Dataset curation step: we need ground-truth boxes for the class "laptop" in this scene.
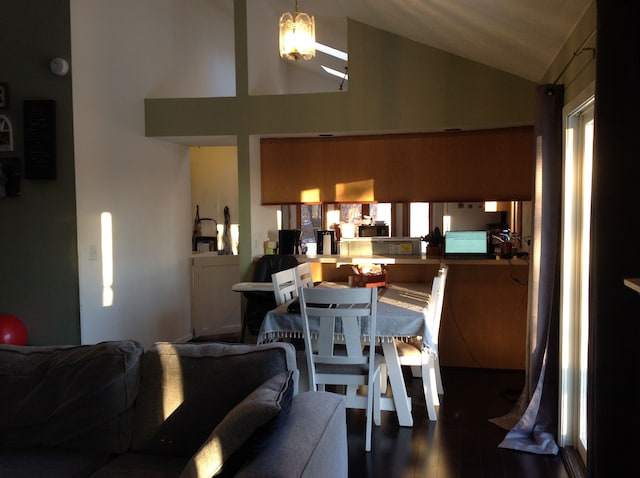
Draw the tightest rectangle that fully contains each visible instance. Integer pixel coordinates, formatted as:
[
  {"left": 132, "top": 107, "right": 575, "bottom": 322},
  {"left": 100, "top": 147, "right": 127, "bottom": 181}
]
[{"left": 444, "top": 230, "right": 493, "bottom": 259}]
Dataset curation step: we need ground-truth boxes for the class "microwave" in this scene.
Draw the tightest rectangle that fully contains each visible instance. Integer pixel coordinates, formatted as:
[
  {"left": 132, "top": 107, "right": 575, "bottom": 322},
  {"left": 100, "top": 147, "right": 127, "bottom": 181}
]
[{"left": 358, "top": 225, "right": 389, "bottom": 237}]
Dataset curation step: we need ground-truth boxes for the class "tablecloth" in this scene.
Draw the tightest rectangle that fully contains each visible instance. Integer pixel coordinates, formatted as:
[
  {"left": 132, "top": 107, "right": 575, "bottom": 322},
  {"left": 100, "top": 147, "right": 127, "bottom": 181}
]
[{"left": 258, "top": 283, "right": 433, "bottom": 350}]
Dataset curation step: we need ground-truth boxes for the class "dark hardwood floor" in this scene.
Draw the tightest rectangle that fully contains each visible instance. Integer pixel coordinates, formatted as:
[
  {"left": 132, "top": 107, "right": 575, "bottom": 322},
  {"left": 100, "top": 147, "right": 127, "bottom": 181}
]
[{"left": 345, "top": 367, "right": 570, "bottom": 478}]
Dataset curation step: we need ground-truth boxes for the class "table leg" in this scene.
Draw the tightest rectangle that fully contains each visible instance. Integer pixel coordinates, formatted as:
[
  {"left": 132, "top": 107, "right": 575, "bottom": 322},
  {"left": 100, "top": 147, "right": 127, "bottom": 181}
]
[{"left": 381, "top": 341, "right": 413, "bottom": 427}]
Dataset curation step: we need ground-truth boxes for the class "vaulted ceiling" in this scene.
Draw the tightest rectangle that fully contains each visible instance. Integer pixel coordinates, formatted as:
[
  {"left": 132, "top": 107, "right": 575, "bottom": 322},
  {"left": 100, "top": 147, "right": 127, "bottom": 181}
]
[{"left": 278, "top": 0, "right": 592, "bottom": 82}]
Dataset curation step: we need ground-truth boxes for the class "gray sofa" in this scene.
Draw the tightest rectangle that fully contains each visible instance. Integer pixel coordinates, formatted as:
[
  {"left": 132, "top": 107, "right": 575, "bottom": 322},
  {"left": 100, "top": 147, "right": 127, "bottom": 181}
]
[{"left": 0, "top": 340, "right": 347, "bottom": 477}]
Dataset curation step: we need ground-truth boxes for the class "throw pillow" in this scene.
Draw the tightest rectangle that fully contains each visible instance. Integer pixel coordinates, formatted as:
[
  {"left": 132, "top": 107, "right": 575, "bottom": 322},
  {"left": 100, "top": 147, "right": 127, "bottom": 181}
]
[{"left": 180, "top": 370, "right": 294, "bottom": 478}]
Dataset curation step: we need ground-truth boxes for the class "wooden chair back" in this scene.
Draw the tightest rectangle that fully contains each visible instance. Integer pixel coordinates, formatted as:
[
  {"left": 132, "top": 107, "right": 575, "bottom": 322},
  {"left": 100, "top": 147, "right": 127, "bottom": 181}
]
[
  {"left": 295, "top": 262, "right": 314, "bottom": 289},
  {"left": 429, "top": 265, "right": 448, "bottom": 347},
  {"left": 271, "top": 267, "right": 298, "bottom": 305}
]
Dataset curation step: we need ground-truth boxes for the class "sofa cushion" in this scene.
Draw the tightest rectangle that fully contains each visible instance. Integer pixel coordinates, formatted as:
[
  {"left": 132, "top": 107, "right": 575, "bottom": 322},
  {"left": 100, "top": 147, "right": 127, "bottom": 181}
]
[
  {"left": 131, "top": 342, "right": 297, "bottom": 457},
  {"left": 88, "top": 452, "right": 189, "bottom": 478},
  {"left": 0, "top": 341, "right": 144, "bottom": 453},
  {"left": 0, "top": 445, "right": 113, "bottom": 478},
  {"left": 180, "top": 370, "right": 294, "bottom": 478}
]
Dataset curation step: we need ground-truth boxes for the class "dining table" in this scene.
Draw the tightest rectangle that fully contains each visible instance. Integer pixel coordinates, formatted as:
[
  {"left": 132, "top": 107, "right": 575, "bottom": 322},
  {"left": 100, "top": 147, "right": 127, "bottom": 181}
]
[{"left": 257, "top": 282, "right": 433, "bottom": 427}]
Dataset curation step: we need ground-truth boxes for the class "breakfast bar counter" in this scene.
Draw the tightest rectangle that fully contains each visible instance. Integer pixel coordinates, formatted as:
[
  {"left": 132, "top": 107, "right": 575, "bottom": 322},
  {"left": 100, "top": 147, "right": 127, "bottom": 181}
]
[{"left": 295, "top": 254, "right": 528, "bottom": 267}]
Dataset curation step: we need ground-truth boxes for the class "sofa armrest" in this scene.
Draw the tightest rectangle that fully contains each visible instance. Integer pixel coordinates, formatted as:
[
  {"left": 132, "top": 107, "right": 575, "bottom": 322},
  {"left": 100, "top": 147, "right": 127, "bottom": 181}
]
[{"left": 235, "top": 391, "right": 348, "bottom": 478}]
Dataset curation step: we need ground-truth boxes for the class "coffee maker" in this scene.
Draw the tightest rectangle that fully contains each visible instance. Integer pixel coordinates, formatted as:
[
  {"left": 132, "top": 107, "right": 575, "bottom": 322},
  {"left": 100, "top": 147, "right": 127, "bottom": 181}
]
[
  {"left": 316, "top": 230, "right": 337, "bottom": 255},
  {"left": 278, "top": 229, "right": 301, "bottom": 254}
]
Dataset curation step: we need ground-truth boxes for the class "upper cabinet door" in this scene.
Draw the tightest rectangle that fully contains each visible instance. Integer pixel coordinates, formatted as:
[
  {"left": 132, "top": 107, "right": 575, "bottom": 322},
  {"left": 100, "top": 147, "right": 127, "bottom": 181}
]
[{"left": 260, "top": 126, "right": 534, "bottom": 204}]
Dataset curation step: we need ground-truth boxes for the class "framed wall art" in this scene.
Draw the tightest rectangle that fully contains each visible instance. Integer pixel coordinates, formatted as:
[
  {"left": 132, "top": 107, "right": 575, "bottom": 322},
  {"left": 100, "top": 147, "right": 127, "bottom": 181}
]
[
  {"left": 24, "top": 100, "right": 56, "bottom": 179},
  {"left": 0, "top": 115, "right": 13, "bottom": 151}
]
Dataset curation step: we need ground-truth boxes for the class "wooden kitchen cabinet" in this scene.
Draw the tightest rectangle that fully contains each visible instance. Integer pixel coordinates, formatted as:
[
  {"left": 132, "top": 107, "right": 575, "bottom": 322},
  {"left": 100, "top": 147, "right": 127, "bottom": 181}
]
[
  {"left": 260, "top": 126, "right": 534, "bottom": 204},
  {"left": 191, "top": 254, "right": 241, "bottom": 338},
  {"left": 437, "top": 263, "right": 528, "bottom": 370}
]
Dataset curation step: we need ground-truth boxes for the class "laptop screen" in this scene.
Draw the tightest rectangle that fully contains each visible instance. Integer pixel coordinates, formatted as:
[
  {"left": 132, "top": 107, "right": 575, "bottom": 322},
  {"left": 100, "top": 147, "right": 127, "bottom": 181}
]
[{"left": 444, "top": 230, "right": 490, "bottom": 258}]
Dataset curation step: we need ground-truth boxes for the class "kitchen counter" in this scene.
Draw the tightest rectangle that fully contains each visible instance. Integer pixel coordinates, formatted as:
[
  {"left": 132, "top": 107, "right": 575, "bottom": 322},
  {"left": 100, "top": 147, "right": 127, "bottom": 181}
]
[{"left": 294, "top": 254, "right": 528, "bottom": 267}]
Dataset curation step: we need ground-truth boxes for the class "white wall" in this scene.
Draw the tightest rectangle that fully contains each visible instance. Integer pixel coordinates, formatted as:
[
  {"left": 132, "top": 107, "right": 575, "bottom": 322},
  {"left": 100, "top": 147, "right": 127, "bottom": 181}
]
[
  {"left": 440, "top": 202, "right": 503, "bottom": 231},
  {"left": 71, "top": 0, "right": 234, "bottom": 347}
]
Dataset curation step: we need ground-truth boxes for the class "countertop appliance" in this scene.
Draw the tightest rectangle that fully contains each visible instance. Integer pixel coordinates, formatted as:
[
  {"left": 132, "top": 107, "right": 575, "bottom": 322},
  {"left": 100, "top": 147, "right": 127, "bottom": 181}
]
[
  {"left": 359, "top": 224, "right": 389, "bottom": 237},
  {"left": 279, "top": 229, "right": 301, "bottom": 255}
]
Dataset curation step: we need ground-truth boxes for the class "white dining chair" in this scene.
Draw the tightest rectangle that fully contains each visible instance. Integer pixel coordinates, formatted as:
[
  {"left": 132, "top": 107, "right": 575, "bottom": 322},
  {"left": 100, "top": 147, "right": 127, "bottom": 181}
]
[
  {"left": 396, "top": 265, "right": 448, "bottom": 421},
  {"left": 300, "top": 286, "right": 383, "bottom": 452},
  {"left": 295, "top": 262, "right": 314, "bottom": 289},
  {"left": 271, "top": 267, "right": 298, "bottom": 305}
]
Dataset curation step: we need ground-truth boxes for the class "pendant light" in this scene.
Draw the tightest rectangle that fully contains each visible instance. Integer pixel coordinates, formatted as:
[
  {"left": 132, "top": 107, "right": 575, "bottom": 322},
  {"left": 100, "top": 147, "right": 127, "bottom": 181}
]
[{"left": 279, "top": 0, "right": 316, "bottom": 61}]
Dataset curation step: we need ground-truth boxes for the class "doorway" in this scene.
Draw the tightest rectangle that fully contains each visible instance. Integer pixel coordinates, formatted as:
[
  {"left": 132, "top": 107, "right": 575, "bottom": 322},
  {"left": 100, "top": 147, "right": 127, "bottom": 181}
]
[{"left": 190, "top": 146, "right": 240, "bottom": 253}]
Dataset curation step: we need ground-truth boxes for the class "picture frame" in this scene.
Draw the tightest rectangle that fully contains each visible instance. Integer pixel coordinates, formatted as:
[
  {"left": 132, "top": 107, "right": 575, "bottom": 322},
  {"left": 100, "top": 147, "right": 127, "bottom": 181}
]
[
  {"left": 24, "top": 100, "right": 56, "bottom": 179},
  {"left": 0, "top": 114, "right": 13, "bottom": 152},
  {"left": 0, "top": 83, "right": 8, "bottom": 109}
]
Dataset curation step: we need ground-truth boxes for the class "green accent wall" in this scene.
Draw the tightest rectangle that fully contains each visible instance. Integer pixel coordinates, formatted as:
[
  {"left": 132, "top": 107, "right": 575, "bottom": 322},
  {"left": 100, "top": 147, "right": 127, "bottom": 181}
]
[{"left": 0, "top": 0, "right": 79, "bottom": 344}]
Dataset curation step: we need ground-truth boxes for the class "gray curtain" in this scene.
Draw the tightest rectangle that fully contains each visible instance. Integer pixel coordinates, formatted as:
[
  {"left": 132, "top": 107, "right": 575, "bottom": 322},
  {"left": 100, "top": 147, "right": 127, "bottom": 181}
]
[{"left": 490, "top": 84, "right": 563, "bottom": 455}]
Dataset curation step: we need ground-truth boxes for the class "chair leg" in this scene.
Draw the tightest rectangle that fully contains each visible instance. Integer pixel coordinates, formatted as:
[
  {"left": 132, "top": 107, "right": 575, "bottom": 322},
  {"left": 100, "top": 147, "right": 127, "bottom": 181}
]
[
  {"left": 366, "top": 369, "right": 381, "bottom": 452},
  {"left": 373, "top": 371, "right": 381, "bottom": 427},
  {"left": 421, "top": 353, "right": 438, "bottom": 421},
  {"left": 365, "top": 397, "right": 373, "bottom": 452},
  {"left": 422, "top": 348, "right": 441, "bottom": 405},
  {"left": 240, "top": 317, "right": 248, "bottom": 343},
  {"left": 410, "top": 365, "right": 422, "bottom": 378},
  {"left": 434, "top": 354, "right": 444, "bottom": 395},
  {"left": 380, "top": 363, "right": 388, "bottom": 394},
  {"left": 240, "top": 318, "right": 258, "bottom": 344}
]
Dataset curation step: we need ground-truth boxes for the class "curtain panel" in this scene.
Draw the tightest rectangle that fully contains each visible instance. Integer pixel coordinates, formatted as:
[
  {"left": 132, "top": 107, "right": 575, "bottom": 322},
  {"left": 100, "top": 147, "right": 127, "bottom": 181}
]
[{"left": 490, "top": 84, "right": 564, "bottom": 455}]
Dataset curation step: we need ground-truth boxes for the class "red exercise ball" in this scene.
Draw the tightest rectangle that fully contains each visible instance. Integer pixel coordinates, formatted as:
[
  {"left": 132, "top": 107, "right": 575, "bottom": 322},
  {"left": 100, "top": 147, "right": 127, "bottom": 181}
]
[{"left": 0, "top": 314, "right": 28, "bottom": 345}]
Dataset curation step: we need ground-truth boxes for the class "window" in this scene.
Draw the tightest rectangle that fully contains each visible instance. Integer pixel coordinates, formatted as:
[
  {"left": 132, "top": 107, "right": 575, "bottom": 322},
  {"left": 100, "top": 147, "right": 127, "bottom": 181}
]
[
  {"left": 410, "top": 203, "right": 430, "bottom": 252},
  {"left": 339, "top": 203, "right": 392, "bottom": 236},
  {"left": 560, "top": 91, "right": 594, "bottom": 466},
  {"left": 300, "top": 204, "right": 323, "bottom": 245},
  {"left": 339, "top": 203, "right": 362, "bottom": 224},
  {"left": 409, "top": 203, "right": 429, "bottom": 236},
  {"left": 370, "top": 203, "right": 391, "bottom": 229},
  {"left": 285, "top": 201, "right": 524, "bottom": 251}
]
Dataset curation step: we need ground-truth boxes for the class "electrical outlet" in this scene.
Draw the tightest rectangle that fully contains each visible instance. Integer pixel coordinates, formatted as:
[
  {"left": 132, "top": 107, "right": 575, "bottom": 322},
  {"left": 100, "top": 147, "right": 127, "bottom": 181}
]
[{"left": 89, "top": 244, "right": 98, "bottom": 261}]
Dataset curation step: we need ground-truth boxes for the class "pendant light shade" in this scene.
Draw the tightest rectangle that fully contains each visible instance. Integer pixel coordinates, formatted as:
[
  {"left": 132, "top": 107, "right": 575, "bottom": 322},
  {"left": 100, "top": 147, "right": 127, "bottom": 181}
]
[{"left": 279, "top": 1, "right": 315, "bottom": 61}]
